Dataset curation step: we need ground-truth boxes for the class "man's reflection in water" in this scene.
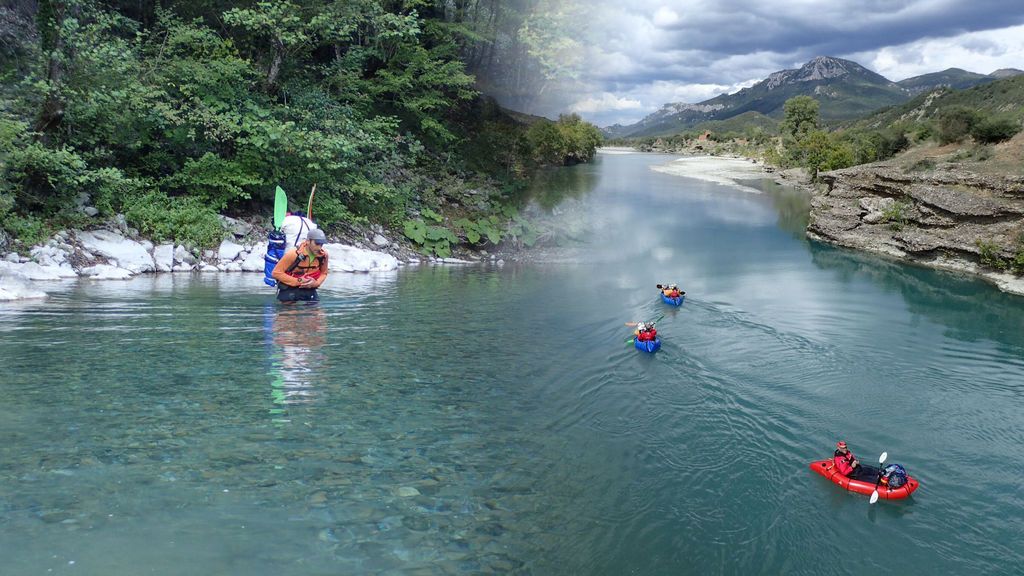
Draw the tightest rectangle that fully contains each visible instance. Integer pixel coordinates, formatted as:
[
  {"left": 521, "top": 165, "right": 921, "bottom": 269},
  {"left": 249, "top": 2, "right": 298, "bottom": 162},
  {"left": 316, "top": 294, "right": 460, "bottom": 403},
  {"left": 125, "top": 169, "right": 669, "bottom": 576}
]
[{"left": 264, "top": 303, "right": 328, "bottom": 423}]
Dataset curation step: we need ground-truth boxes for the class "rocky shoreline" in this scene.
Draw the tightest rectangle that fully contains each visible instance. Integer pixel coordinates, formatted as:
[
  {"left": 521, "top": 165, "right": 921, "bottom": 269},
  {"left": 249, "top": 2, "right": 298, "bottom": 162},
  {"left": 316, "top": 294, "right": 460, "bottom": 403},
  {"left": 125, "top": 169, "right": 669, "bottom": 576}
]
[
  {"left": 0, "top": 215, "right": 516, "bottom": 301},
  {"left": 810, "top": 163, "right": 1024, "bottom": 295}
]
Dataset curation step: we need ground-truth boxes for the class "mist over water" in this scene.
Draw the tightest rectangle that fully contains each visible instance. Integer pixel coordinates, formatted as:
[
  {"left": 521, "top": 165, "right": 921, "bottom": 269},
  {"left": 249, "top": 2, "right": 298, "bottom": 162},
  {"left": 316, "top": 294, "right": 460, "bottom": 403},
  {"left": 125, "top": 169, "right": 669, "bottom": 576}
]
[{"left": 2, "top": 152, "right": 1022, "bottom": 575}]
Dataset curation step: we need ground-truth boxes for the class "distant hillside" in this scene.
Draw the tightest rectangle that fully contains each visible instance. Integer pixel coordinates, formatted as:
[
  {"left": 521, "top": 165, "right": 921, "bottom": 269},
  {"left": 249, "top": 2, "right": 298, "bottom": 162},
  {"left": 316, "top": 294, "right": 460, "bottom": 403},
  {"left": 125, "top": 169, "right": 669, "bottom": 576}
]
[
  {"left": 897, "top": 68, "right": 994, "bottom": 95},
  {"left": 990, "top": 68, "right": 1024, "bottom": 79},
  {"left": 606, "top": 56, "right": 907, "bottom": 138},
  {"left": 854, "top": 74, "right": 1024, "bottom": 130},
  {"left": 692, "top": 111, "right": 778, "bottom": 135}
]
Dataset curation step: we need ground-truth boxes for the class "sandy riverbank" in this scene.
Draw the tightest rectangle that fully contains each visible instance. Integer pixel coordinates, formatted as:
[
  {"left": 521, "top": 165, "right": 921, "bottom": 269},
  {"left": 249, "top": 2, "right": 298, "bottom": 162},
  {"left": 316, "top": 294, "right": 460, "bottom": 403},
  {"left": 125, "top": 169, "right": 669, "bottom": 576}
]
[{"left": 649, "top": 156, "right": 771, "bottom": 194}]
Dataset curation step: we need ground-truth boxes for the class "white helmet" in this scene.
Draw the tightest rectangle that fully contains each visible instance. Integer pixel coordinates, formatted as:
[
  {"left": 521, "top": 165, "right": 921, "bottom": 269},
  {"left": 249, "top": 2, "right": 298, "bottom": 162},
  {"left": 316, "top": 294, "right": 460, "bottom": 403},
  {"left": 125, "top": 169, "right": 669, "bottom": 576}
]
[{"left": 637, "top": 322, "right": 646, "bottom": 330}]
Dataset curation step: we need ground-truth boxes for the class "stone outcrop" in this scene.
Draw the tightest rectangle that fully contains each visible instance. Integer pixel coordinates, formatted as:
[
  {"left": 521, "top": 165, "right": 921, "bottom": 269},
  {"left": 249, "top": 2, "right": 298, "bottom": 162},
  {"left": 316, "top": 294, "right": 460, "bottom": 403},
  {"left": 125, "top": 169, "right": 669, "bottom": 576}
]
[{"left": 810, "top": 163, "right": 1024, "bottom": 294}]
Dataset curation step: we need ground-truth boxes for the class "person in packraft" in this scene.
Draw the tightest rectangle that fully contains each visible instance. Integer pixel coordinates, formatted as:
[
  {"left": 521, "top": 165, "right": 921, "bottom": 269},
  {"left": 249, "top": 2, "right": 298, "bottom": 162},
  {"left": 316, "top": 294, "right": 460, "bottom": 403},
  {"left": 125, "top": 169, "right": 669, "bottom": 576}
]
[
  {"left": 280, "top": 210, "right": 318, "bottom": 248},
  {"left": 833, "top": 441, "right": 861, "bottom": 477},
  {"left": 635, "top": 321, "right": 657, "bottom": 342},
  {"left": 272, "top": 228, "right": 329, "bottom": 302},
  {"left": 662, "top": 284, "right": 684, "bottom": 298}
]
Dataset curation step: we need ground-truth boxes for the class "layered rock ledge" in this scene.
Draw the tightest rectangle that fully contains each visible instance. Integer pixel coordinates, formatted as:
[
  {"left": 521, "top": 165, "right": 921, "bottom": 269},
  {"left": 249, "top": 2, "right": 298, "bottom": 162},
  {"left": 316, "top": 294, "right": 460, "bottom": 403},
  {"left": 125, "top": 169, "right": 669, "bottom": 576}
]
[{"left": 810, "top": 163, "right": 1024, "bottom": 295}]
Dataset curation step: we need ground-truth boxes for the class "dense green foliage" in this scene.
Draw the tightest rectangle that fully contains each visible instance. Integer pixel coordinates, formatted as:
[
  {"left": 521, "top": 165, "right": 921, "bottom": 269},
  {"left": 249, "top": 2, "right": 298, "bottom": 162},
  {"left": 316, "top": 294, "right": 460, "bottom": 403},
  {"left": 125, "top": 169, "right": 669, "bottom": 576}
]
[
  {"left": 0, "top": 0, "right": 600, "bottom": 249},
  {"left": 524, "top": 114, "right": 602, "bottom": 166}
]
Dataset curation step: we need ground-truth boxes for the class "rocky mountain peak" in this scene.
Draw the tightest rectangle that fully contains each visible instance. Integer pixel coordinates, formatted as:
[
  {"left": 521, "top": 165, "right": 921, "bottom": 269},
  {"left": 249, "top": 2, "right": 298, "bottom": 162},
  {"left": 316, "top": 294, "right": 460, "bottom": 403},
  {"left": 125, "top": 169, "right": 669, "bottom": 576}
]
[
  {"left": 799, "top": 56, "right": 852, "bottom": 81},
  {"left": 764, "top": 56, "right": 857, "bottom": 90}
]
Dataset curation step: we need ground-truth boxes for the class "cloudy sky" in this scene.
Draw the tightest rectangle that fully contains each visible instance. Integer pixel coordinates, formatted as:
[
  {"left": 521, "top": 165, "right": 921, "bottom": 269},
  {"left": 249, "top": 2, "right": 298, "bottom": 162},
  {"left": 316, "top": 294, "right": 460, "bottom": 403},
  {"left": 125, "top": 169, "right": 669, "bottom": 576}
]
[{"left": 560, "top": 1, "right": 1024, "bottom": 127}]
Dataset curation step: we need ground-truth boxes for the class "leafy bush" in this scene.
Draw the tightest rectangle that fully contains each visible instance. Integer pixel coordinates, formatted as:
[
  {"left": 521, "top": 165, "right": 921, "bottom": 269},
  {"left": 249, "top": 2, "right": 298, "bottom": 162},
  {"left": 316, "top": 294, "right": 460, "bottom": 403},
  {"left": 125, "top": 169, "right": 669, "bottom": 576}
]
[
  {"left": 454, "top": 217, "right": 502, "bottom": 245},
  {"left": 124, "top": 192, "right": 224, "bottom": 248},
  {"left": 936, "top": 106, "right": 981, "bottom": 144},
  {"left": 311, "top": 194, "right": 359, "bottom": 227},
  {"left": 907, "top": 158, "right": 936, "bottom": 172},
  {"left": 2, "top": 213, "right": 49, "bottom": 246},
  {"left": 161, "top": 153, "right": 263, "bottom": 211},
  {"left": 976, "top": 239, "right": 1008, "bottom": 271},
  {"left": 4, "top": 143, "right": 88, "bottom": 213},
  {"left": 402, "top": 218, "right": 457, "bottom": 257},
  {"left": 346, "top": 180, "right": 407, "bottom": 227},
  {"left": 882, "top": 200, "right": 910, "bottom": 231},
  {"left": 1012, "top": 250, "right": 1024, "bottom": 275},
  {"left": 970, "top": 117, "right": 1021, "bottom": 144}
]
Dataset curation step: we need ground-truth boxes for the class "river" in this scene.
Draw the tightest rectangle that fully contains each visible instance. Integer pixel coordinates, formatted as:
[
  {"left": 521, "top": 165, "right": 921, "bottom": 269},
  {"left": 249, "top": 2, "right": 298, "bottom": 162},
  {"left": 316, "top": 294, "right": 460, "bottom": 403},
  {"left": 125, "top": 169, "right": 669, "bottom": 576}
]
[{"left": 2, "top": 152, "right": 1022, "bottom": 575}]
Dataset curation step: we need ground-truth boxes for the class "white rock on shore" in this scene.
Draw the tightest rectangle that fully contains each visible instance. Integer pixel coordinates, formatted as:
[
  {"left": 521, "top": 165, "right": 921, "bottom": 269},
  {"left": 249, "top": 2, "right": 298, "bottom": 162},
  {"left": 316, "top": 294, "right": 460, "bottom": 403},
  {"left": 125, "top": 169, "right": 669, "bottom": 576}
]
[
  {"left": 154, "top": 244, "right": 175, "bottom": 272},
  {"left": 1, "top": 222, "right": 408, "bottom": 301},
  {"left": 324, "top": 243, "right": 399, "bottom": 272},
  {"left": 0, "top": 260, "right": 67, "bottom": 281},
  {"left": 218, "top": 239, "right": 245, "bottom": 261},
  {"left": 0, "top": 274, "right": 47, "bottom": 300},
  {"left": 77, "top": 230, "right": 155, "bottom": 273},
  {"left": 174, "top": 245, "right": 196, "bottom": 265},
  {"left": 240, "top": 244, "right": 267, "bottom": 272},
  {"left": 80, "top": 264, "right": 134, "bottom": 280}
]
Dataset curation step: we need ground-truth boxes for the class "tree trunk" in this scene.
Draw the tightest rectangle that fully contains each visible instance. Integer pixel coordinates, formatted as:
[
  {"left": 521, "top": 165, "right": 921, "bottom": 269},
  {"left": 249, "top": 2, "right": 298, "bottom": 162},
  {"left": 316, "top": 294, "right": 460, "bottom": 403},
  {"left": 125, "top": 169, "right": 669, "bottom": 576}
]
[
  {"left": 266, "top": 37, "right": 284, "bottom": 93},
  {"left": 34, "top": 0, "right": 66, "bottom": 140}
]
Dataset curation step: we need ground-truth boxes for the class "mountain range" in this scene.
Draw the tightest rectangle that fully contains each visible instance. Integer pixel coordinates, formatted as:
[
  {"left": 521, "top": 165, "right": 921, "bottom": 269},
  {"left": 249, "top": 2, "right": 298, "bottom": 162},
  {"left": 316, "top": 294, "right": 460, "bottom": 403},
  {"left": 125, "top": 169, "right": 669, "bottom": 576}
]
[{"left": 604, "top": 57, "right": 1023, "bottom": 138}]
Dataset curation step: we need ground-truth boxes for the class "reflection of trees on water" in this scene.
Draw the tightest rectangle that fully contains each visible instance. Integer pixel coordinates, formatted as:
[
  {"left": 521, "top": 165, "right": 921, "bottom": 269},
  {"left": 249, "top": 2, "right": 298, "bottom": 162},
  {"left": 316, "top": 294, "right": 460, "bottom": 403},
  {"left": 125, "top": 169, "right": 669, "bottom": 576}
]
[
  {"left": 809, "top": 243, "right": 1024, "bottom": 352},
  {"left": 519, "top": 163, "right": 601, "bottom": 211},
  {"left": 264, "top": 304, "right": 328, "bottom": 422}
]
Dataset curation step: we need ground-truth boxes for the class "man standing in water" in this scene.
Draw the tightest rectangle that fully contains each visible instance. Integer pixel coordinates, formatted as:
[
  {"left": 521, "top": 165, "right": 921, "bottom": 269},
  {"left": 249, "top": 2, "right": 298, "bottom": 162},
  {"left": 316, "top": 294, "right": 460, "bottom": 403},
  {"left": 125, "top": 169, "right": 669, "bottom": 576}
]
[{"left": 272, "top": 228, "right": 329, "bottom": 302}]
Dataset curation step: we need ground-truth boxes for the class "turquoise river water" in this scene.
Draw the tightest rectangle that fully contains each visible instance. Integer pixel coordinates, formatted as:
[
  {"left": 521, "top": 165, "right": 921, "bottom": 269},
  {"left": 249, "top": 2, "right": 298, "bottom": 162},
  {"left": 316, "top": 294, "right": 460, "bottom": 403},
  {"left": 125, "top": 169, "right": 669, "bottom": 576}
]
[{"left": 2, "top": 152, "right": 1023, "bottom": 575}]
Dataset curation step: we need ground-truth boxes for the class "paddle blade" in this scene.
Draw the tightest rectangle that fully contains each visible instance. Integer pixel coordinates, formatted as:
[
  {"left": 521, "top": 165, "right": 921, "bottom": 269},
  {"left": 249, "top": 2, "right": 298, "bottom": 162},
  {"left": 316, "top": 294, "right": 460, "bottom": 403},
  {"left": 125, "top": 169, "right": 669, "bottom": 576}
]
[
  {"left": 878, "top": 452, "right": 888, "bottom": 465},
  {"left": 273, "top": 186, "right": 287, "bottom": 229},
  {"left": 869, "top": 491, "right": 879, "bottom": 504}
]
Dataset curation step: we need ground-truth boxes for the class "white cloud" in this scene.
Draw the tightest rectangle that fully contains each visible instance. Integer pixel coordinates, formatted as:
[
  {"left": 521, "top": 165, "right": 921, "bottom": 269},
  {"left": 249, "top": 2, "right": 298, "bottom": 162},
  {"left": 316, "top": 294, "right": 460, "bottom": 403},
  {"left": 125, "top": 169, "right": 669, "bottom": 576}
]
[
  {"left": 652, "top": 6, "right": 680, "bottom": 27},
  {"left": 847, "top": 24, "right": 1024, "bottom": 81},
  {"left": 521, "top": 1, "right": 1024, "bottom": 126},
  {"left": 570, "top": 93, "right": 643, "bottom": 114}
]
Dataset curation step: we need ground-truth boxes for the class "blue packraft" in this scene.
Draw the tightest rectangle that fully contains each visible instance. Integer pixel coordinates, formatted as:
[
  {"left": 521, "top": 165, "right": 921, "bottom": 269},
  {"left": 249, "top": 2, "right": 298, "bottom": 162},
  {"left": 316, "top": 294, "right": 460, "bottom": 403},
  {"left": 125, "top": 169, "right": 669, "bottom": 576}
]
[{"left": 263, "top": 230, "right": 286, "bottom": 287}]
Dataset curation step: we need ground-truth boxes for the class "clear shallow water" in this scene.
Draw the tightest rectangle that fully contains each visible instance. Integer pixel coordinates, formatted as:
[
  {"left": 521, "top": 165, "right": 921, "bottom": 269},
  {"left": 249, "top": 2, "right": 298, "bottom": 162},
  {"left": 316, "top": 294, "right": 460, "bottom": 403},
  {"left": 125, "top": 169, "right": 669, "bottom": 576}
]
[{"left": 2, "top": 152, "right": 1023, "bottom": 575}]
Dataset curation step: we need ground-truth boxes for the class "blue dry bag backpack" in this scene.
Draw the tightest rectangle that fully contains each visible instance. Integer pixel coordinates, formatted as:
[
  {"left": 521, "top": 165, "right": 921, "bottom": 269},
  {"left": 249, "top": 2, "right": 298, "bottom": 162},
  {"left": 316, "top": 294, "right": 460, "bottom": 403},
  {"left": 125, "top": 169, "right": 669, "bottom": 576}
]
[
  {"left": 882, "top": 463, "right": 908, "bottom": 489},
  {"left": 263, "top": 230, "right": 286, "bottom": 287}
]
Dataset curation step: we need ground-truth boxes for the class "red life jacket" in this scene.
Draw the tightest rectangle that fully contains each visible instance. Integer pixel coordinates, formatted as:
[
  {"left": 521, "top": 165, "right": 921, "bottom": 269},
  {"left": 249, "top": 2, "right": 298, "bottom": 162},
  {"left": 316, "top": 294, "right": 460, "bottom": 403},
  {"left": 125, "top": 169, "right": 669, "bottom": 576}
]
[
  {"left": 638, "top": 328, "right": 657, "bottom": 341},
  {"left": 833, "top": 450, "right": 858, "bottom": 476}
]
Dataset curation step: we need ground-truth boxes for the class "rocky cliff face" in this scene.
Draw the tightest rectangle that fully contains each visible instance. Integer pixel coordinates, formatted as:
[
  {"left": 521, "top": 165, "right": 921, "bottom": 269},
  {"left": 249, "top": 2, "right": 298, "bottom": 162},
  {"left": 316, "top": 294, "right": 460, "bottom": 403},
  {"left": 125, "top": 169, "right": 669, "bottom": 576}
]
[{"left": 809, "top": 164, "right": 1024, "bottom": 294}]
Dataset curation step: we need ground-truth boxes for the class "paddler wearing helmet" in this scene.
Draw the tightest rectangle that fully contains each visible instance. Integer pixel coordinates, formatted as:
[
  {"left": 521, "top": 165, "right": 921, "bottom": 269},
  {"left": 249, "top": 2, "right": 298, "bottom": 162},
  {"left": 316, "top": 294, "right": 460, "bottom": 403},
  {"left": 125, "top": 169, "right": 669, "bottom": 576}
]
[{"left": 272, "top": 228, "right": 329, "bottom": 302}]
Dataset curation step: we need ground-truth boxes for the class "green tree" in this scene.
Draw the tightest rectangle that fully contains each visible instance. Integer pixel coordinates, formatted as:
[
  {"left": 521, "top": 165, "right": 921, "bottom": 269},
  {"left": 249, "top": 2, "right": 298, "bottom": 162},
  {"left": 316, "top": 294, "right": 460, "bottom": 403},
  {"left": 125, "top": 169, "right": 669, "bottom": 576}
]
[
  {"left": 781, "top": 96, "right": 820, "bottom": 139},
  {"left": 800, "top": 130, "right": 854, "bottom": 180}
]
